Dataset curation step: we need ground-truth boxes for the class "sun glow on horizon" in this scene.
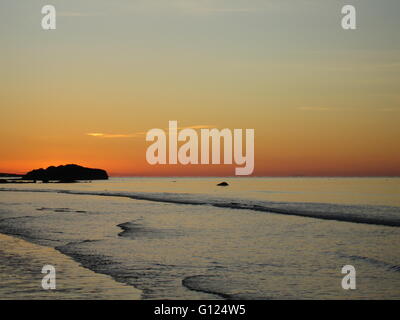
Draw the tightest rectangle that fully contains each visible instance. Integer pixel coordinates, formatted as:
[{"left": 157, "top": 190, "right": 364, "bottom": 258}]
[{"left": 1, "top": 1, "right": 399, "bottom": 176}]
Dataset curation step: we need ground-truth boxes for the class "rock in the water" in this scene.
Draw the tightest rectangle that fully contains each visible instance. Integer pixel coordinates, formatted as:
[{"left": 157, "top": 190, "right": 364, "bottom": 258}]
[
  {"left": 217, "top": 181, "right": 229, "bottom": 186},
  {"left": 22, "top": 164, "right": 108, "bottom": 181}
]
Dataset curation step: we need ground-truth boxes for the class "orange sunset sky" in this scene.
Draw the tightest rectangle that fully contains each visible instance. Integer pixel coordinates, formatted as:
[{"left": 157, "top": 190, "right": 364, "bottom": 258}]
[{"left": 1, "top": 1, "right": 399, "bottom": 176}]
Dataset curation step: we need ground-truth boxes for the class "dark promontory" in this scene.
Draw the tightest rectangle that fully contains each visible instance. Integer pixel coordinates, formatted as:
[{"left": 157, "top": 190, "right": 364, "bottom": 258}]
[{"left": 22, "top": 164, "right": 108, "bottom": 182}]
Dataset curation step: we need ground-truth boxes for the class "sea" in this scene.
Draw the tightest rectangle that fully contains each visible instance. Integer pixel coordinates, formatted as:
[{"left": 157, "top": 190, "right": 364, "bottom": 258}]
[{"left": 0, "top": 177, "right": 399, "bottom": 299}]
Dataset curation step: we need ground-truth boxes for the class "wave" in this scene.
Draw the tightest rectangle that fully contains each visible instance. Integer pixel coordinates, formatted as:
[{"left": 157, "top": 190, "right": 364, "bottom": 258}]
[
  {"left": 182, "top": 275, "right": 237, "bottom": 300},
  {"left": 1, "top": 187, "right": 400, "bottom": 227},
  {"left": 182, "top": 275, "right": 269, "bottom": 300},
  {"left": 339, "top": 254, "right": 400, "bottom": 272},
  {"left": 117, "top": 220, "right": 183, "bottom": 239}
]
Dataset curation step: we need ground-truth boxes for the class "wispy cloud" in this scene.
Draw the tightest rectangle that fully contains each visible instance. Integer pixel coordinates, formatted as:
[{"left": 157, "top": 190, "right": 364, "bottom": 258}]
[
  {"left": 297, "top": 107, "right": 337, "bottom": 111},
  {"left": 378, "top": 108, "right": 400, "bottom": 112},
  {"left": 181, "top": 124, "right": 215, "bottom": 129},
  {"left": 87, "top": 133, "right": 139, "bottom": 138},
  {"left": 58, "top": 11, "right": 104, "bottom": 17},
  {"left": 298, "top": 106, "right": 400, "bottom": 112},
  {"left": 173, "top": 1, "right": 259, "bottom": 14},
  {"left": 123, "top": 0, "right": 264, "bottom": 15},
  {"left": 87, "top": 125, "right": 215, "bottom": 139}
]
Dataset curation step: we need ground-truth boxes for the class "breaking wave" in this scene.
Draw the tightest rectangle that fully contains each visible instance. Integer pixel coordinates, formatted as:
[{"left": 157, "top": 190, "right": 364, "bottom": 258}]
[{"left": 1, "top": 187, "right": 400, "bottom": 227}]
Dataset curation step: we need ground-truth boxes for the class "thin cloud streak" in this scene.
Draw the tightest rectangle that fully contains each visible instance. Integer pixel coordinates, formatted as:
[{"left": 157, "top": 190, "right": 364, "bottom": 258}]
[
  {"left": 86, "top": 125, "right": 216, "bottom": 139},
  {"left": 58, "top": 11, "right": 104, "bottom": 17},
  {"left": 297, "top": 107, "right": 336, "bottom": 111},
  {"left": 87, "top": 133, "right": 139, "bottom": 138}
]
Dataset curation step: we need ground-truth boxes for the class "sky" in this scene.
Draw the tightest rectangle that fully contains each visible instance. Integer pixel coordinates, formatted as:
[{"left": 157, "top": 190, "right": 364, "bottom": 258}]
[{"left": 1, "top": 0, "right": 399, "bottom": 176}]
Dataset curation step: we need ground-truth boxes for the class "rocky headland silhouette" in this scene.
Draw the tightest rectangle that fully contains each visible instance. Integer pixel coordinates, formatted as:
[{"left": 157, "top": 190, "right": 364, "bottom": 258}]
[{"left": 20, "top": 164, "right": 108, "bottom": 182}]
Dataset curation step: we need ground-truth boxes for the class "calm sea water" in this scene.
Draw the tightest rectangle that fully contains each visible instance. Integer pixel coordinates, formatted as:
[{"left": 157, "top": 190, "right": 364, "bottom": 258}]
[{"left": 0, "top": 177, "right": 399, "bottom": 299}]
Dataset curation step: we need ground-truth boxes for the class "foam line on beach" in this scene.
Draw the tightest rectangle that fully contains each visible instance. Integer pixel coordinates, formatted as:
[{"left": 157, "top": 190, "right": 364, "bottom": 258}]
[
  {"left": 182, "top": 275, "right": 236, "bottom": 300},
  {"left": 1, "top": 187, "right": 400, "bottom": 227},
  {"left": 0, "top": 232, "right": 141, "bottom": 299}
]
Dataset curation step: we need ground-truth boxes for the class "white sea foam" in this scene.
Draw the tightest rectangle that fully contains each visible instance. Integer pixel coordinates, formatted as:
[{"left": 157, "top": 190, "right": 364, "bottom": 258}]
[{"left": 1, "top": 187, "right": 400, "bottom": 227}]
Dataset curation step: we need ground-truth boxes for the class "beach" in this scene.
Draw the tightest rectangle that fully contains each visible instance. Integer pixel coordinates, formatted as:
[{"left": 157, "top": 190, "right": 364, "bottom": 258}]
[
  {"left": 0, "top": 233, "right": 140, "bottom": 299},
  {"left": 0, "top": 177, "right": 399, "bottom": 299}
]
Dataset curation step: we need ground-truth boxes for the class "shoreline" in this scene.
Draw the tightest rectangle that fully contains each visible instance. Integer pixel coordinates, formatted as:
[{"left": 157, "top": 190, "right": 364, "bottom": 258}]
[
  {"left": 0, "top": 232, "right": 141, "bottom": 300},
  {"left": 1, "top": 187, "right": 400, "bottom": 227}
]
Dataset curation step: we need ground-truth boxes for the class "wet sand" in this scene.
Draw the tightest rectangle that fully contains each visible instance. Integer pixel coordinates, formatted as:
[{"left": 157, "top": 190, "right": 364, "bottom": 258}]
[{"left": 0, "top": 233, "right": 141, "bottom": 299}]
